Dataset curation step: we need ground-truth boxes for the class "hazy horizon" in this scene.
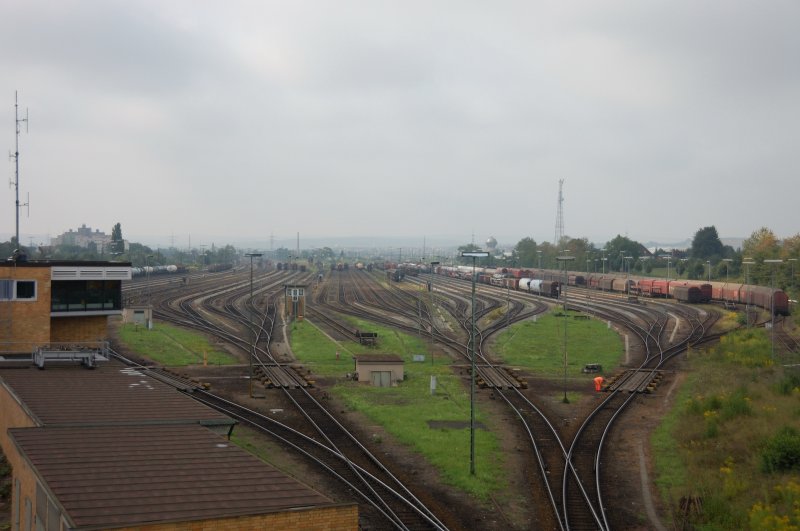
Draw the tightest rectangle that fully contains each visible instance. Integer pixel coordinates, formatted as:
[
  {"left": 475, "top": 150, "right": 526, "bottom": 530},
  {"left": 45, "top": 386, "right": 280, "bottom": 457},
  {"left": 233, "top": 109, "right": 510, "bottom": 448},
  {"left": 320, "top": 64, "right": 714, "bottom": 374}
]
[{"left": 3, "top": 2, "right": 798, "bottom": 251}]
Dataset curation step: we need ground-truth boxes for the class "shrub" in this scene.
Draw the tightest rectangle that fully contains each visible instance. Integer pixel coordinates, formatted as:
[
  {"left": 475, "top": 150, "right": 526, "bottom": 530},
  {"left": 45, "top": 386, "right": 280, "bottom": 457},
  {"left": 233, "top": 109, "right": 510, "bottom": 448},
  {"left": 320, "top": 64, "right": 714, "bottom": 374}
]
[
  {"left": 774, "top": 370, "right": 800, "bottom": 396},
  {"left": 761, "top": 427, "right": 800, "bottom": 473}
]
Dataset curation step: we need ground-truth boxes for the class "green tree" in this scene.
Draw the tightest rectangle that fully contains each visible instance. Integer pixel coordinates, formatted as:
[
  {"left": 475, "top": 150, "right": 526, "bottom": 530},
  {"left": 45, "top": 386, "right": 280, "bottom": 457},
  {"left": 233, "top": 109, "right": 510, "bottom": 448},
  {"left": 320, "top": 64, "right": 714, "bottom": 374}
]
[
  {"left": 603, "top": 235, "right": 644, "bottom": 272},
  {"left": 691, "top": 226, "right": 723, "bottom": 260},
  {"left": 742, "top": 227, "right": 780, "bottom": 284},
  {"left": 513, "top": 237, "right": 538, "bottom": 268},
  {"left": 110, "top": 222, "right": 124, "bottom": 254}
]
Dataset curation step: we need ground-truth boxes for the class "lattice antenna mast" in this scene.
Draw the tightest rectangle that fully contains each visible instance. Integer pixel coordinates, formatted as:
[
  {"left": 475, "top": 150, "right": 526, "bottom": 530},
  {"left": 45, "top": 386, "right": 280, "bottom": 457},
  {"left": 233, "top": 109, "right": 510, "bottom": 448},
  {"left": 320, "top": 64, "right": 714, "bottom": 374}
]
[
  {"left": 554, "top": 179, "right": 564, "bottom": 246},
  {"left": 9, "top": 91, "right": 30, "bottom": 248}
]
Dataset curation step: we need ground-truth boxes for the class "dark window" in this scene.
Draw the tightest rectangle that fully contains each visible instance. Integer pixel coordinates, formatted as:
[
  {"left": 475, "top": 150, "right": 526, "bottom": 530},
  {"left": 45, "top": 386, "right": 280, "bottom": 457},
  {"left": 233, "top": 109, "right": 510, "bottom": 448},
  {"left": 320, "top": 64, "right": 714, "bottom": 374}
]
[
  {"left": 16, "top": 281, "right": 36, "bottom": 299},
  {"left": 51, "top": 280, "right": 121, "bottom": 312}
]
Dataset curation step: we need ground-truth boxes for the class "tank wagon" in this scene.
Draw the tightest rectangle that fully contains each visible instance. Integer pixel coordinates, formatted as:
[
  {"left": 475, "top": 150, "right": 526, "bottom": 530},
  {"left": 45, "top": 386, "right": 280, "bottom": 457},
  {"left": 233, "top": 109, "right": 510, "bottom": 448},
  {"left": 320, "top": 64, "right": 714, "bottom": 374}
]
[
  {"left": 131, "top": 264, "right": 185, "bottom": 277},
  {"left": 518, "top": 278, "right": 560, "bottom": 297}
]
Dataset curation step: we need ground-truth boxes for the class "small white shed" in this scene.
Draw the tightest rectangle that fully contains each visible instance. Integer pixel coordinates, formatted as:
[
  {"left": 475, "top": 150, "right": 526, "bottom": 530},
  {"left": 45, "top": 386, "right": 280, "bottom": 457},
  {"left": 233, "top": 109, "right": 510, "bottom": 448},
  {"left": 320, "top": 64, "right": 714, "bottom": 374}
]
[
  {"left": 121, "top": 305, "right": 152, "bottom": 327},
  {"left": 353, "top": 354, "right": 405, "bottom": 387}
]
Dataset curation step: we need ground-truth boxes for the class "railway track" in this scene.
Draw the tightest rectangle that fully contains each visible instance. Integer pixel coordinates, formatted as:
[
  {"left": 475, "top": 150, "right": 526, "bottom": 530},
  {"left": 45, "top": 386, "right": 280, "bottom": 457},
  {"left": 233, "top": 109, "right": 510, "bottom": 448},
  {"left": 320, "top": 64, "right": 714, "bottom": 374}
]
[
  {"left": 125, "top": 267, "right": 455, "bottom": 530},
  {"left": 121, "top": 264, "right": 729, "bottom": 530}
]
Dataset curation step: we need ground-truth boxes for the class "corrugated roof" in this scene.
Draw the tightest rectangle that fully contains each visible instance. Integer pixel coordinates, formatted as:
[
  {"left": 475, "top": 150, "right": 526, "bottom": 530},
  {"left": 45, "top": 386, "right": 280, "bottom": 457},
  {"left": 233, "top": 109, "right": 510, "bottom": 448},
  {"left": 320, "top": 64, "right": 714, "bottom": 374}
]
[
  {"left": 0, "top": 362, "right": 232, "bottom": 427},
  {"left": 10, "top": 424, "right": 334, "bottom": 528}
]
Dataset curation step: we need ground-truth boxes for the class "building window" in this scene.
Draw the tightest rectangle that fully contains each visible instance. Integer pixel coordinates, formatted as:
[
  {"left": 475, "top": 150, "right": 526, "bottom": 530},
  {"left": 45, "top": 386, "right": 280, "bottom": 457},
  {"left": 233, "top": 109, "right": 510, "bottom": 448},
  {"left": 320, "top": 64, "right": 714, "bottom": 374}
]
[
  {"left": 0, "top": 280, "right": 36, "bottom": 301},
  {"left": 16, "top": 281, "right": 36, "bottom": 300},
  {"left": 0, "top": 280, "right": 11, "bottom": 300},
  {"left": 51, "top": 280, "right": 121, "bottom": 313}
]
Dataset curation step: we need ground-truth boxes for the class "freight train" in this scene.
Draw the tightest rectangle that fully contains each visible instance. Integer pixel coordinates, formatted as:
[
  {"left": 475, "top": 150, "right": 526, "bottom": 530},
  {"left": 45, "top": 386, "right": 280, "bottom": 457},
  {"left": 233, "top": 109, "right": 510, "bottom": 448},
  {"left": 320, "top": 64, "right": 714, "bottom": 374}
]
[{"left": 435, "top": 265, "right": 790, "bottom": 315}]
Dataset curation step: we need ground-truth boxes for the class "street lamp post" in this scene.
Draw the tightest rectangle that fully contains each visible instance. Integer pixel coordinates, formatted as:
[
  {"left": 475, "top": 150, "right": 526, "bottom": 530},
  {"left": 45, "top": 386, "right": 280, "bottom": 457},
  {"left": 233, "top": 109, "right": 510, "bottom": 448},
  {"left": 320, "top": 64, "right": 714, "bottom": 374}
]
[
  {"left": 706, "top": 260, "right": 711, "bottom": 282},
  {"left": 556, "top": 255, "right": 575, "bottom": 403},
  {"left": 722, "top": 259, "right": 733, "bottom": 302},
  {"left": 624, "top": 256, "right": 633, "bottom": 296},
  {"left": 245, "top": 252, "right": 263, "bottom": 398},
  {"left": 462, "top": 251, "right": 489, "bottom": 476},
  {"left": 145, "top": 254, "right": 154, "bottom": 329},
  {"left": 765, "top": 259, "right": 783, "bottom": 361},
  {"left": 722, "top": 258, "right": 732, "bottom": 283},
  {"left": 600, "top": 248, "right": 606, "bottom": 274},
  {"left": 430, "top": 261, "right": 440, "bottom": 361},
  {"left": 537, "top": 250, "right": 542, "bottom": 270},
  {"left": 743, "top": 258, "right": 754, "bottom": 327}
]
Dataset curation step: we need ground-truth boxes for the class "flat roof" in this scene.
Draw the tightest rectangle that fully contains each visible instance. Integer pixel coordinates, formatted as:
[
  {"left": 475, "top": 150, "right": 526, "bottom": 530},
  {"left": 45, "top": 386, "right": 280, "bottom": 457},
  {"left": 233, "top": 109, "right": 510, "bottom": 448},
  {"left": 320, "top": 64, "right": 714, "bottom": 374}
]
[
  {"left": 10, "top": 424, "right": 335, "bottom": 529},
  {"left": 1, "top": 259, "right": 132, "bottom": 267},
  {"left": 0, "top": 362, "right": 232, "bottom": 428},
  {"left": 354, "top": 354, "right": 404, "bottom": 363}
]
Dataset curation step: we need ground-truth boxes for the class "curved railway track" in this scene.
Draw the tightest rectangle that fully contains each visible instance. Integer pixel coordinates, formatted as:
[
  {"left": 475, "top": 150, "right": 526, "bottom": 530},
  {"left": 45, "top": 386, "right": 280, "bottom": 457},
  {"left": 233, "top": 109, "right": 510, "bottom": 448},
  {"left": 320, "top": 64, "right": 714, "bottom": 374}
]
[
  {"left": 121, "top": 264, "right": 730, "bottom": 530},
  {"left": 122, "top": 268, "right": 454, "bottom": 530}
]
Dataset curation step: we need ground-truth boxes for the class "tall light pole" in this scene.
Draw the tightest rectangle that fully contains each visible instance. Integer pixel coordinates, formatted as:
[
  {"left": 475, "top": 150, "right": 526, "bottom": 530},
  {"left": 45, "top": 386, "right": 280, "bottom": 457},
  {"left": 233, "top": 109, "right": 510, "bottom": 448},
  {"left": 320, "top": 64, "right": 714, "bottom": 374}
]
[
  {"left": 765, "top": 259, "right": 782, "bottom": 362},
  {"left": 624, "top": 256, "right": 633, "bottom": 295},
  {"left": 722, "top": 258, "right": 733, "bottom": 302},
  {"left": 537, "top": 250, "right": 542, "bottom": 270},
  {"left": 556, "top": 255, "right": 575, "bottom": 403},
  {"left": 462, "top": 251, "right": 489, "bottom": 476},
  {"left": 246, "top": 252, "right": 263, "bottom": 398},
  {"left": 706, "top": 260, "right": 711, "bottom": 282},
  {"left": 743, "top": 258, "right": 754, "bottom": 327},
  {"left": 429, "top": 261, "right": 440, "bottom": 361},
  {"left": 601, "top": 248, "right": 606, "bottom": 274},
  {"left": 145, "top": 254, "right": 154, "bottom": 329}
]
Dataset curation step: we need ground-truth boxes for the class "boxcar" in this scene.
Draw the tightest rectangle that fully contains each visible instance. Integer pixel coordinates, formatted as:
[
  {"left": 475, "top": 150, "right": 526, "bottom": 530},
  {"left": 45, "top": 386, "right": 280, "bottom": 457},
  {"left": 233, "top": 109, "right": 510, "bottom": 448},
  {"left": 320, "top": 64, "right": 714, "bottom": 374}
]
[
  {"left": 612, "top": 278, "right": 634, "bottom": 293},
  {"left": 741, "top": 285, "right": 789, "bottom": 315},
  {"left": 599, "top": 277, "right": 615, "bottom": 291},
  {"left": 568, "top": 274, "right": 586, "bottom": 286},
  {"left": 638, "top": 279, "right": 670, "bottom": 297},
  {"left": 708, "top": 281, "right": 743, "bottom": 302},
  {"left": 673, "top": 285, "right": 702, "bottom": 303},
  {"left": 531, "top": 279, "right": 560, "bottom": 297},
  {"left": 669, "top": 281, "right": 709, "bottom": 301}
]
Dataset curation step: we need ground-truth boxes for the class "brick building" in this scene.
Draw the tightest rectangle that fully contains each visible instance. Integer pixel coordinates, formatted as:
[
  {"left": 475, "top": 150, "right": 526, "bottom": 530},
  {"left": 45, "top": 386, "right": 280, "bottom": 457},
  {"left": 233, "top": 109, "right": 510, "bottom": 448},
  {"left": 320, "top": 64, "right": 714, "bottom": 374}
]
[
  {"left": 0, "top": 258, "right": 130, "bottom": 356},
  {"left": 0, "top": 257, "right": 359, "bottom": 529}
]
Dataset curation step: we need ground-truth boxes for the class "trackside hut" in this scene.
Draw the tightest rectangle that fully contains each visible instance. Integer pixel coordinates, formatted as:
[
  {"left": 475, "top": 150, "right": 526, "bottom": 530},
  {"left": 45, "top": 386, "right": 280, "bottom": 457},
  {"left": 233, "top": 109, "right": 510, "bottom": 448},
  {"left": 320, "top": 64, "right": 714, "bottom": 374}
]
[{"left": 353, "top": 354, "right": 404, "bottom": 387}]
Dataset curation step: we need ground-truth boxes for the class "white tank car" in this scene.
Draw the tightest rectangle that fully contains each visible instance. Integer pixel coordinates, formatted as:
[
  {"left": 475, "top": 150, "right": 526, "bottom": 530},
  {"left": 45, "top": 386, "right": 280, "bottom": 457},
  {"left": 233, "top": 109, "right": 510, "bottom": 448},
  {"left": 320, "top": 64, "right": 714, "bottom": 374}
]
[{"left": 529, "top": 279, "right": 546, "bottom": 295}]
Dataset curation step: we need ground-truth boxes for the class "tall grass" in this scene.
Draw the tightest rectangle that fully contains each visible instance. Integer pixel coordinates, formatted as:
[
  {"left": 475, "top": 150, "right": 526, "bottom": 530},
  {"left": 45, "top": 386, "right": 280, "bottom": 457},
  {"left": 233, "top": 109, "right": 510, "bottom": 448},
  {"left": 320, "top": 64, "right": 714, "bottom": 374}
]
[{"left": 652, "top": 327, "right": 800, "bottom": 529}]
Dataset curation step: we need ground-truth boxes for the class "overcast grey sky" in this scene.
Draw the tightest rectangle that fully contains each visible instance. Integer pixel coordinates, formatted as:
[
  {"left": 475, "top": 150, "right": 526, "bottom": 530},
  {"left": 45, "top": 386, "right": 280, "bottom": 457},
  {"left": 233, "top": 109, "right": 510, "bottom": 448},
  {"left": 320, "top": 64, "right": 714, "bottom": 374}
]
[{"left": 2, "top": 1, "right": 798, "bottom": 250}]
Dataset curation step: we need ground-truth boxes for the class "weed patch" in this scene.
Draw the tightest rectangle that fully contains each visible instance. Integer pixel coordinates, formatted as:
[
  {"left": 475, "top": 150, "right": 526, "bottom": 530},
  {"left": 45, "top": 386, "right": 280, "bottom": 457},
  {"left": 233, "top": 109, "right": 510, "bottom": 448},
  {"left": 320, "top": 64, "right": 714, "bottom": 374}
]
[{"left": 653, "top": 327, "right": 800, "bottom": 529}]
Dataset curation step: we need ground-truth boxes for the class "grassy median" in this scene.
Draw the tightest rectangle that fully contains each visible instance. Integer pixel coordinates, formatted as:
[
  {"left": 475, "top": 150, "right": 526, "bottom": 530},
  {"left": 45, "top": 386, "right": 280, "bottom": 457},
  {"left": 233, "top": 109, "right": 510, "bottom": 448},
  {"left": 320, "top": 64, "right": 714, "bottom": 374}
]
[
  {"left": 291, "top": 317, "right": 505, "bottom": 500},
  {"left": 117, "top": 322, "right": 237, "bottom": 366}
]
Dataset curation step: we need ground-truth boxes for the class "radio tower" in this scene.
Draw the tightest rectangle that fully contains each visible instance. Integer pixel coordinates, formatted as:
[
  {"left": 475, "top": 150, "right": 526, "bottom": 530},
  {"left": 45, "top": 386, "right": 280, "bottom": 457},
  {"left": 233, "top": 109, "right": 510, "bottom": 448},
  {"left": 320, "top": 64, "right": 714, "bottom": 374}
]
[
  {"left": 10, "top": 91, "right": 29, "bottom": 248},
  {"left": 554, "top": 179, "right": 565, "bottom": 246}
]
